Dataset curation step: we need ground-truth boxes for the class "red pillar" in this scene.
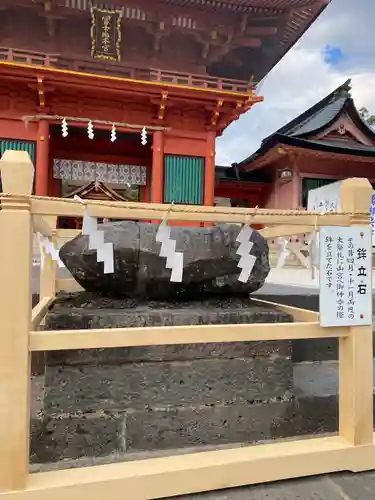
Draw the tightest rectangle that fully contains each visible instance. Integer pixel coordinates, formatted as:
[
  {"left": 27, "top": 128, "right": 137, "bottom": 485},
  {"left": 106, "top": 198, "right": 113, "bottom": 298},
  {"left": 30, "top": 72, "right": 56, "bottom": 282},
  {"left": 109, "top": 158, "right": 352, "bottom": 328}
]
[
  {"left": 151, "top": 131, "right": 164, "bottom": 203},
  {"left": 292, "top": 171, "right": 301, "bottom": 209},
  {"left": 35, "top": 120, "right": 50, "bottom": 196},
  {"left": 202, "top": 131, "right": 216, "bottom": 227},
  {"left": 204, "top": 131, "right": 215, "bottom": 206}
]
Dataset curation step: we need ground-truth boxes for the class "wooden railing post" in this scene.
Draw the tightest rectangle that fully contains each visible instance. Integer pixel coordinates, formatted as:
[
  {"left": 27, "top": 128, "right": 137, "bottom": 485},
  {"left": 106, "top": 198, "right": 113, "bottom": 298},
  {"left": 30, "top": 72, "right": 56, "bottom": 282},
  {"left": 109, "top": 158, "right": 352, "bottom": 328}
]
[
  {"left": 339, "top": 177, "right": 374, "bottom": 446},
  {"left": 0, "top": 151, "right": 34, "bottom": 491}
]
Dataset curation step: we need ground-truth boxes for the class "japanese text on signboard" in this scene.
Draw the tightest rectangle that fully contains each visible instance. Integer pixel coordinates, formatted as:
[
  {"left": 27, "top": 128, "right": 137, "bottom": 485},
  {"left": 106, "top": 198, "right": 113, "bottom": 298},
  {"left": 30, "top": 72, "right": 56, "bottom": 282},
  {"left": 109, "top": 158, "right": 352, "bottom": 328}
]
[
  {"left": 90, "top": 7, "right": 123, "bottom": 62},
  {"left": 319, "top": 226, "right": 372, "bottom": 327}
]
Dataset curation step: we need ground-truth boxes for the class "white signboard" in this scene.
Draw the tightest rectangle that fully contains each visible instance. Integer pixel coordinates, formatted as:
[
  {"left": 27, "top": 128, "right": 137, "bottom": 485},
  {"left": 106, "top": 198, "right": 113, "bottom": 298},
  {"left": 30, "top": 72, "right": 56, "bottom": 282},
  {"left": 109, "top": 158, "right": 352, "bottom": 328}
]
[
  {"left": 307, "top": 181, "right": 341, "bottom": 213},
  {"left": 307, "top": 181, "right": 375, "bottom": 246},
  {"left": 319, "top": 226, "right": 372, "bottom": 327}
]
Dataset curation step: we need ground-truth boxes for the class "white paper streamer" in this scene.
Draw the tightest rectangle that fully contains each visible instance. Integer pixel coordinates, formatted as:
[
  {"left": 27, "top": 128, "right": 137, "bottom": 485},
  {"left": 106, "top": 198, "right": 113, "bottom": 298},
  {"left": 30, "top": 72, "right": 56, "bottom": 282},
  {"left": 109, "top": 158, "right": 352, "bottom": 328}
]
[
  {"left": 87, "top": 120, "right": 94, "bottom": 140},
  {"left": 276, "top": 237, "right": 291, "bottom": 269},
  {"left": 110, "top": 123, "right": 117, "bottom": 142},
  {"left": 236, "top": 225, "right": 256, "bottom": 283},
  {"left": 307, "top": 231, "right": 320, "bottom": 279},
  {"left": 155, "top": 222, "right": 183, "bottom": 282},
  {"left": 141, "top": 126, "right": 148, "bottom": 146},
  {"left": 74, "top": 195, "right": 114, "bottom": 274},
  {"left": 37, "top": 232, "right": 65, "bottom": 269},
  {"left": 61, "top": 117, "right": 68, "bottom": 137}
]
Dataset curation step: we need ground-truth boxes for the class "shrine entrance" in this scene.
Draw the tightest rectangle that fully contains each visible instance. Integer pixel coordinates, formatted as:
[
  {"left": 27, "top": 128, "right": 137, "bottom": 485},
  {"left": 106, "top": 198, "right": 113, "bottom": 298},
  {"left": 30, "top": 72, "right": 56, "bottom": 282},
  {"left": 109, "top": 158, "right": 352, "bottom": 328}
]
[
  {"left": 49, "top": 124, "right": 151, "bottom": 226},
  {"left": 57, "top": 181, "right": 129, "bottom": 229},
  {"left": 48, "top": 124, "right": 152, "bottom": 228}
]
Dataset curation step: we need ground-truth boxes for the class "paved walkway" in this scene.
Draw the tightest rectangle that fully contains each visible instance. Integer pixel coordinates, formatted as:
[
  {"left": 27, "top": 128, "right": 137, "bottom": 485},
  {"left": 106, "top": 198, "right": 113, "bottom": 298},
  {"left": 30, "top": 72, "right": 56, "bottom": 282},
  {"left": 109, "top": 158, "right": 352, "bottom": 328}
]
[
  {"left": 267, "top": 267, "right": 375, "bottom": 290},
  {"left": 170, "top": 472, "right": 375, "bottom": 499}
]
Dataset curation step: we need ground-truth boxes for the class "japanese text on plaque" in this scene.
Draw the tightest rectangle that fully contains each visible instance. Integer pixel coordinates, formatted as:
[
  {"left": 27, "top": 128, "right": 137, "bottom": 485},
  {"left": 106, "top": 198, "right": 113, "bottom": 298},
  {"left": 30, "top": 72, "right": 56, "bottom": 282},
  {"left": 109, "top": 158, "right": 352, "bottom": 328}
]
[{"left": 319, "top": 227, "right": 372, "bottom": 327}]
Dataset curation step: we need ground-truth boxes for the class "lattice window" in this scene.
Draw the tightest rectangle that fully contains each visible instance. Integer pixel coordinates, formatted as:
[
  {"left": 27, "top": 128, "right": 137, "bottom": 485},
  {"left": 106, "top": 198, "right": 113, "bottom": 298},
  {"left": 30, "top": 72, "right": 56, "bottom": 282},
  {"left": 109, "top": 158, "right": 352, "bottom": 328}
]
[{"left": 163, "top": 155, "right": 204, "bottom": 205}]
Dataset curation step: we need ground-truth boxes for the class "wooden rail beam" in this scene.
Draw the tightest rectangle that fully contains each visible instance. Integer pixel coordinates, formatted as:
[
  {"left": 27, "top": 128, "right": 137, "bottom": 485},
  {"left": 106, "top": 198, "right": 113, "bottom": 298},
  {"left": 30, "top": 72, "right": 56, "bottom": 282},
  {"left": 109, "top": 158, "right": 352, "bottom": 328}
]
[
  {"left": 260, "top": 225, "right": 313, "bottom": 239},
  {"left": 30, "top": 321, "right": 346, "bottom": 352},
  {"left": 28, "top": 197, "right": 354, "bottom": 226},
  {"left": 252, "top": 298, "right": 319, "bottom": 322},
  {"left": 56, "top": 277, "right": 83, "bottom": 293},
  {"left": 32, "top": 215, "right": 53, "bottom": 237},
  {"left": 31, "top": 296, "right": 55, "bottom": 329},
  {"left": 1, "top": 436, "right": 375, "bottom": 500}
]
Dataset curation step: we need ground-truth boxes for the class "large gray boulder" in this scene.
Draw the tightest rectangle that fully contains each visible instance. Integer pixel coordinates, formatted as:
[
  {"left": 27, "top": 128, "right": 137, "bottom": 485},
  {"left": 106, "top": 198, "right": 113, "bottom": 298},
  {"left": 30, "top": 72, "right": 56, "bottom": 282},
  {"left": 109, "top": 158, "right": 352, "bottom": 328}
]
[{"left": 59, "top": 222, "right": 270, "bottom": 299}]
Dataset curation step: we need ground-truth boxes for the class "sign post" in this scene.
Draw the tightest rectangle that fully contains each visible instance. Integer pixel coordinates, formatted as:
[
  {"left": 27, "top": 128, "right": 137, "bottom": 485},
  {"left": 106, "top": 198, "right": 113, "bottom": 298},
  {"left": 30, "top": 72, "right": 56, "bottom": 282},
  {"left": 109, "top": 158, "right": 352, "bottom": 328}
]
[
  {"left": 319, "top": 226, "right": 372, "bottom": 327},
  {"left": 322, "top": 178, "right": 374, "bottom": 447}
]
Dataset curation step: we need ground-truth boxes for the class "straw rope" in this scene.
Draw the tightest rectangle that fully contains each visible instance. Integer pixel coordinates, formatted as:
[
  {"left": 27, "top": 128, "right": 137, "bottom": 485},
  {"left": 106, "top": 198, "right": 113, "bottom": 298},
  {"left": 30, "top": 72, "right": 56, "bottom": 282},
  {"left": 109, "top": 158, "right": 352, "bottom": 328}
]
[
  {"left": 0, "top": 193, "right": 369, "bottom": 218},
  {"left": 22, "top": 114, "right": 171, "bottom": 132}
]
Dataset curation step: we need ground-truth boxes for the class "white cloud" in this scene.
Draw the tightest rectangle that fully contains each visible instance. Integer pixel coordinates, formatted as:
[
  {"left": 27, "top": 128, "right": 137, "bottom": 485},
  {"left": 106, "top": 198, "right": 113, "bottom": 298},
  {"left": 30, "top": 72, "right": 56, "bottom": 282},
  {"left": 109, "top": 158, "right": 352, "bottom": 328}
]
[
  {"left": 216, "top": 0, "right": 375, "bottom": 166},
  {"left": 351, "top": 73, "right": 375, "bottom": 111}
]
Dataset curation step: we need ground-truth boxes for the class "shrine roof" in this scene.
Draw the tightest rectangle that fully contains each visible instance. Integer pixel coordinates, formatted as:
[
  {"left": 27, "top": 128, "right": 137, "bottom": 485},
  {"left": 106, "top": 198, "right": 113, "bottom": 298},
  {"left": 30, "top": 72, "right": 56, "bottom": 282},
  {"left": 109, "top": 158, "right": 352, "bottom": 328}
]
[
  {"left": 159, "top": 0, "right": 331, "bottom": 81},
  {"left": 161, "top": 0, "right": 322, "bottom": 10},
  {"left": 236, "top": 79, "right": 375, "bottom": 171},
  {"left": 65, "top": 181, "right": 126, "bottom": 201},
  {"left": 263, "top": 134, "right": 375, "bottom": 157},
  {"left": 8, "top": 0, "right": 330, "bottom": 84},
  {"left": 308, "top": 138, "right": 375, "bottom": 153},
  {"left": 269, "top": 79, "right": 359, "bottom": 138},
  {"left": 215, "top": 164, "right": 272, "bottom": 183}
]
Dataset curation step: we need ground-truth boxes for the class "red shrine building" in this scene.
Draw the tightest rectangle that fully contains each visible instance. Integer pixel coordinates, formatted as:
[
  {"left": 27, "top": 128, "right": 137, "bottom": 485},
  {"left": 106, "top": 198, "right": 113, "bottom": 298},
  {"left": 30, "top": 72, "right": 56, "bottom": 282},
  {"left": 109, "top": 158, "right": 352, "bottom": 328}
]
[
  {"left": 0, "top": 0, "right": 329, "bottom": 210},
  {"left": 223, "top": 79, "right": 375, "bottom": 209}
]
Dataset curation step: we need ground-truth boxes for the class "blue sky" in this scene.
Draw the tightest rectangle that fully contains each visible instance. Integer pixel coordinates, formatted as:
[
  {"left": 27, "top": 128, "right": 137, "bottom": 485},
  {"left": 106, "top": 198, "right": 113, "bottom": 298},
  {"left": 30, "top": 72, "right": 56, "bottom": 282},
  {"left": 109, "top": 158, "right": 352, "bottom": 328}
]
[{"left": 216, "top": 0, "right": 375, "bottom": 165}]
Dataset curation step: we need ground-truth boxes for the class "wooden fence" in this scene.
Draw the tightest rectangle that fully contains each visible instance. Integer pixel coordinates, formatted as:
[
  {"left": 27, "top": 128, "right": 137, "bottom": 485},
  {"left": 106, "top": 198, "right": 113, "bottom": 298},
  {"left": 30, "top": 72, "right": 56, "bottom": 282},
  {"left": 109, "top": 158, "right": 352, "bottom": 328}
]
[{"left": 0, "top": 150, "right": 375, "bottom": 499}]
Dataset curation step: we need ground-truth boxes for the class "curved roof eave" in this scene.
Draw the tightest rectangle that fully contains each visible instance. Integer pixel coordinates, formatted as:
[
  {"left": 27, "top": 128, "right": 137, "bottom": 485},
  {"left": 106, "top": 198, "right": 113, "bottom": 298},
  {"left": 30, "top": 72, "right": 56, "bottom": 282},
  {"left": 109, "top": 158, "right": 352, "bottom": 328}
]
[{"left": 236, "top": 78, "right": 375, "bottom": 170}]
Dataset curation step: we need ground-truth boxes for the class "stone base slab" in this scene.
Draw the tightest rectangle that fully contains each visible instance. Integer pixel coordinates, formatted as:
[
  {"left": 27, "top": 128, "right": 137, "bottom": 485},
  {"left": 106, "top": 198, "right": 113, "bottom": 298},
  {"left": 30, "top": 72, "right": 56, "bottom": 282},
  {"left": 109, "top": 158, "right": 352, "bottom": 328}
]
[
  {"left": 30, "top": 400, "right": 292, "bottom": 464},
  {"left": 30, "top": 394, "right": 359, "bottom": 465},
  {"left": 35, "top": 296, "right": 295, "bottom": 464},
  {"left": 44, "top": 356, "right": 293, "bottom": 414}
]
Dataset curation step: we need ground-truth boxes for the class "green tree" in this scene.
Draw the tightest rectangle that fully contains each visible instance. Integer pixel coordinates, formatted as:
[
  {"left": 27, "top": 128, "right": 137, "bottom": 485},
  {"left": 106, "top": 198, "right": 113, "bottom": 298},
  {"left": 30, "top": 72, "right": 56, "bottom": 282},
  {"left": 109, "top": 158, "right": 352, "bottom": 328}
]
[{"left": 359, "top": 107, "right": 375, "bottom": 127}]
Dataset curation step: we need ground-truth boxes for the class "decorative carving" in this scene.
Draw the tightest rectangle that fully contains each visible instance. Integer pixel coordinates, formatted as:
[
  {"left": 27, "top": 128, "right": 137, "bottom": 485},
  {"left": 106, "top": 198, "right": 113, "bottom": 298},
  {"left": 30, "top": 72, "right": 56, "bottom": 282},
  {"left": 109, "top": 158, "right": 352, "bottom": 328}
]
[
  {"left": 53, "top": 159, "right": 147, "bottom": 186},
  {"left": 211, "top": 99, "right": 223, "bottom": 126},
  {"left": 158, "top": 91, "right": 168, "bottom": 120},
  {"left": 43, "top": 0, "right": 56, "bottom": 37},
  {"left": 65, "top": 181, "right": 127, "bottom": 202},
  {"left": 37, "top": 77, "right": 45, "bottom": 108}
]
